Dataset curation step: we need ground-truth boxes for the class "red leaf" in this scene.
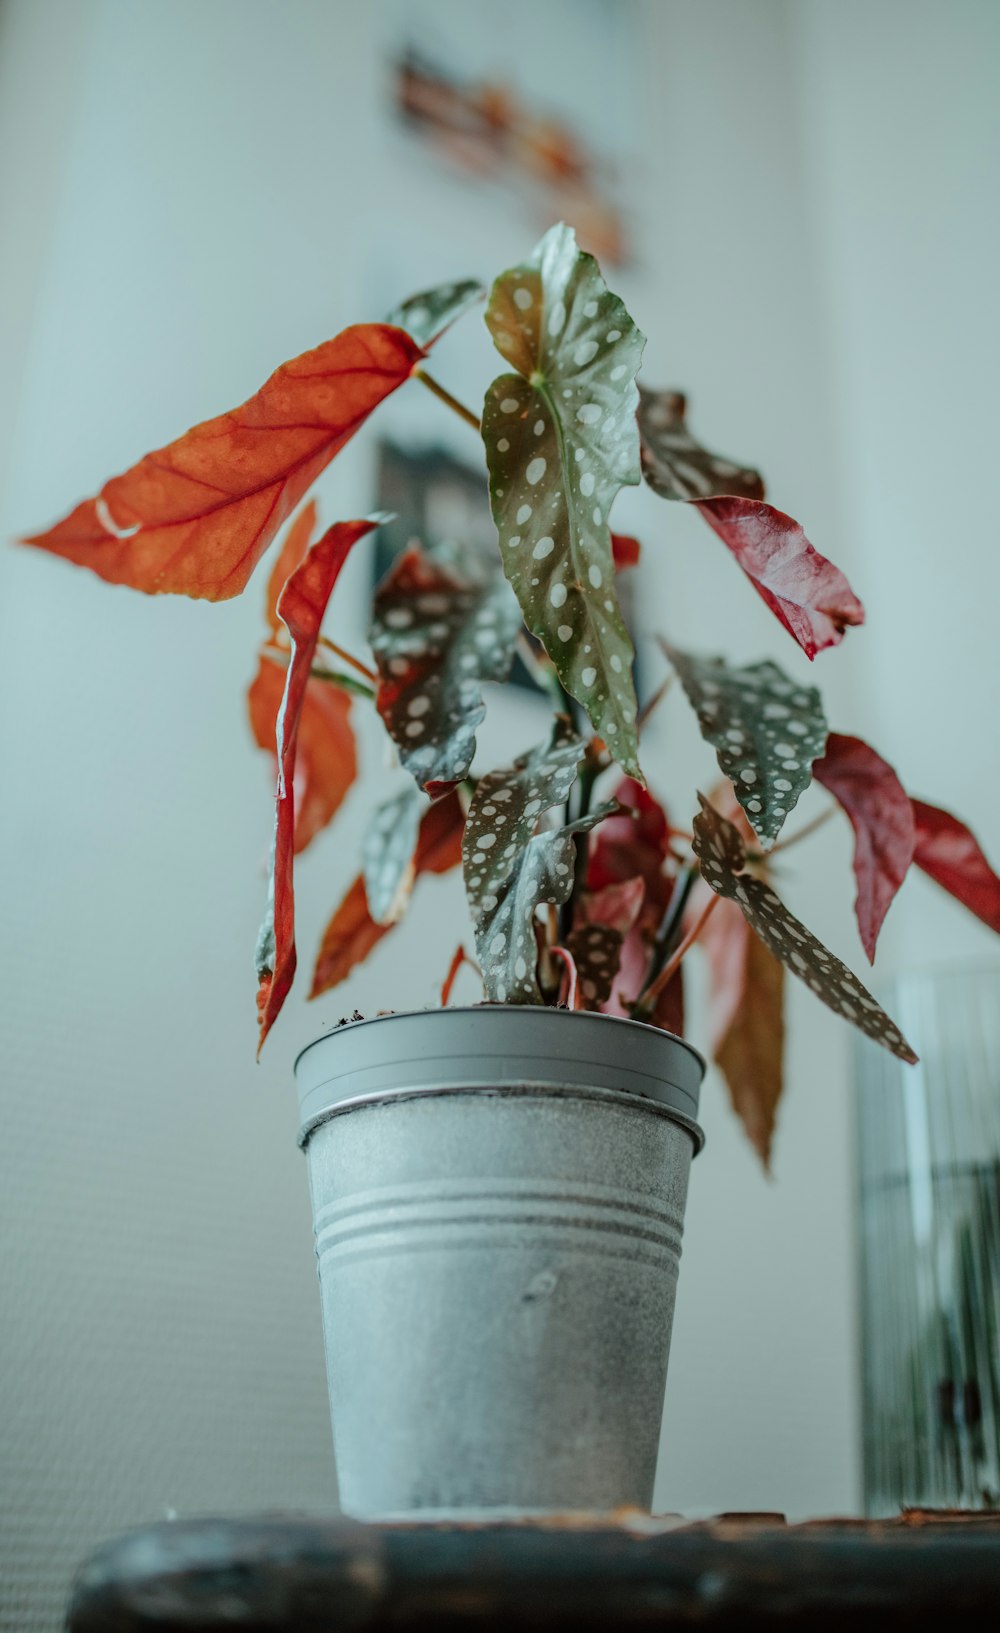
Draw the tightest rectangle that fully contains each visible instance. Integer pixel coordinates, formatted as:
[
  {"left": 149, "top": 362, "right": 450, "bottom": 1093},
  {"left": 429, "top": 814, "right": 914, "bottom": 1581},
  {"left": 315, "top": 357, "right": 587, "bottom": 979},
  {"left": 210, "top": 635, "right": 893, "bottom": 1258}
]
[
  {"left": 310, "top": 790, "right": 465, "bottom": 998},
  {"left": 23, "top": 326, "right": 423, "bottom": 601},
  {"left": 264, "top": 500, "right": 317, "bottom": 634},
  {"left": 577, "top": 876, "right": 645, "bottom": 936},
  {"left": 255, "top": 517, "right": 379, "bottom": 1055},
  {"left": 911, "top": 800, "right": 1000, "bottom": 934},
  {"left": 693, "top": 497, "right": 865, "bottom": 660},
  {"left": 813, "top": 733, "right": 915, "bottom": 961},
  {"left": 612, "top": 532, "right": 641, "bottom": 570},
  {"left": 247, "top": 653, "right": 355, "bottom": 855},
  {"left": 588, "top": 777, "right": 671, "bottom": 903},
  {"left": 699, "top": 894, "right": 785, "bottom": 1169}
]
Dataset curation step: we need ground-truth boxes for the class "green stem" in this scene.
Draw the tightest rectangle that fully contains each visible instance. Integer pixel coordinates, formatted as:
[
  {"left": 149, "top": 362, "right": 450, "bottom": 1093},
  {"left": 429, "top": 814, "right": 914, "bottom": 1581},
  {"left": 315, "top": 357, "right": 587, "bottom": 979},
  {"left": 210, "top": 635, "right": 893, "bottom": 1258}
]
[{"left": 414, "top": 368, "right": 482, "bottom": 433}]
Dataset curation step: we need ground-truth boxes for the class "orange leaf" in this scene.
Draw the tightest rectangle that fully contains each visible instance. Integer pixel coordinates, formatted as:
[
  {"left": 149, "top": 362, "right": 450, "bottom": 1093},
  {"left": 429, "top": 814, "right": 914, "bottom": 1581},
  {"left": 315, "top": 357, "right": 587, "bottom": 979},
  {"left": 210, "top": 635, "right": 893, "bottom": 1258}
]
[
  {"left": 310, "top": 876, "right": 392, "bottom": 999},
  {"left": 310, "top": 791, "right": 465, "bottom": 999},
  {"left": 247, "top": 652, "right": 355, "bottom": 855},
  {"left": 700, "top": 894, "right": 785, "bottom": 1169},
  {"left": 255, "top": 517, "right": 379, "bottom": 1055},
  {"left": 23, "top": 326, "right": 423, "bottom": 601}
]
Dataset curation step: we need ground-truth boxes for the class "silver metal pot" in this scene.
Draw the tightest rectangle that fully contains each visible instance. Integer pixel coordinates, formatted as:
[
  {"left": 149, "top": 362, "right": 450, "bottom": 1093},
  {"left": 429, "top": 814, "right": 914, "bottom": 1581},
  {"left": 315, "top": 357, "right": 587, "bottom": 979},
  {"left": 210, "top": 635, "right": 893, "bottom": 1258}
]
[{"left": 296, "top": 1006, "right": 704, "bottom": 1518}]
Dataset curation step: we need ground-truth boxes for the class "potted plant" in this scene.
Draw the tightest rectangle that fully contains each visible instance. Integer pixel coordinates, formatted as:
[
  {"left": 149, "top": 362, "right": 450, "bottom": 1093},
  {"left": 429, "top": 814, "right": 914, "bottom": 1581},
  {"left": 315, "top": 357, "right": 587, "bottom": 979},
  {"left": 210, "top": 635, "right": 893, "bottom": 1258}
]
[{"left": 22, "top": 224, "right": 1000, "bottom": 1518}]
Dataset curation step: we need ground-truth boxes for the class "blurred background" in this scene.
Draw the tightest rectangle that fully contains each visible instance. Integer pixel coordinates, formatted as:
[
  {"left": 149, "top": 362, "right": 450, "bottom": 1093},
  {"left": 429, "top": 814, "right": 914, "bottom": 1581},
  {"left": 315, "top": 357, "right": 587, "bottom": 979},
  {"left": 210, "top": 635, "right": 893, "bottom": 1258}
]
[{"left": 1, "top": 1, "right": 998, "bottom": 1627}]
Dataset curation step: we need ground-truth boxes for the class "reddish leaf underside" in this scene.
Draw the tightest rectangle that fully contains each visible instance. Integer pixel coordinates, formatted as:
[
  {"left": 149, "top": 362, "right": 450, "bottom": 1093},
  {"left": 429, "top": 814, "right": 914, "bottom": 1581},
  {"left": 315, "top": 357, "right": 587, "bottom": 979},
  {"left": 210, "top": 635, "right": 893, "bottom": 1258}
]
[
  {"left": 813, "top": 732, "right": 915, "bottom": 961},
  {"left": 247, "top": 653, "right": 356, "bottom": 855},
  {"left": 611, "top": 533, "right": 641, "bottom": 570},
  {"left": 700, "top": 892, "right": 785, "bottom": 1168},
  {"left": 693, "top": 498, "right": 865, "bottom": 660},
  {"left": 255, "top": 518, "right": 379, "bottom": 1055},
  {"left": 911, "top": 800, "right": 1000, "bottom": 934},
  {"left": 23, "top": 325, "right": 423, "bottom": 601},
  {"left": 310, "top": 791, "right": 465, "bottom": 997}
]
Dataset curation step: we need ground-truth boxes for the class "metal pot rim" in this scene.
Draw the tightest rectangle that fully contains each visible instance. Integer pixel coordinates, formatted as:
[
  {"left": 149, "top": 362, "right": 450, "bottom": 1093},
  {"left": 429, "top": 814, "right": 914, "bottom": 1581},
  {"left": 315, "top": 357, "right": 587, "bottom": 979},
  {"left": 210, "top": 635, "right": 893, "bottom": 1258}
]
[{"left": 295, "top": 1006, "right": 706, "bottom": 1155}]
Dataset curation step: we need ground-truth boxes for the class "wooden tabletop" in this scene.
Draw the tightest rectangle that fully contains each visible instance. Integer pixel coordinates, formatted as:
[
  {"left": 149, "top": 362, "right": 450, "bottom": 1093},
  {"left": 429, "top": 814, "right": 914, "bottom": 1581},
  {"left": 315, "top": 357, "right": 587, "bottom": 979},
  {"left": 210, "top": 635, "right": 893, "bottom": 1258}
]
[{"left": 67, "top": 1510, "right": 1000, "bottom": 1631}]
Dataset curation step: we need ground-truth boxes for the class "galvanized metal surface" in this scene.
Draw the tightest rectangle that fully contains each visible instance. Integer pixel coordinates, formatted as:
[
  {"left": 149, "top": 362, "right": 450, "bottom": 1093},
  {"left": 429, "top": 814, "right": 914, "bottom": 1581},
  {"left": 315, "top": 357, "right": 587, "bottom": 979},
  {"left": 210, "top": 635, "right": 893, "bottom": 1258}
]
[
  {"left": 67, "top": 1512, "right": 1000, "bottom": 1632},
  {"left": 296, "top": 1008, "right": 704, "bottom": 1519}
]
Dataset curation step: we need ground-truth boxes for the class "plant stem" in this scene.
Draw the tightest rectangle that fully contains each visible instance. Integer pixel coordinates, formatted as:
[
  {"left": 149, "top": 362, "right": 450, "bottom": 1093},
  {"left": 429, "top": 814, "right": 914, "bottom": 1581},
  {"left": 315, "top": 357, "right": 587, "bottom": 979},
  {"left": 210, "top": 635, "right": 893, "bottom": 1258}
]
[
  {"left": 562, "top": 757, "right": 599, "bottom": 939},
  {"left": 414, "top": 368, "right": 482, "bottom": 433},
  {"left": 769, "top": 804, "right": 836, "bottom": 855},
  {"left": 262, "top": 644, "right": 376, "bottom": 699},
  {"left": 309, "top": 666, "right": 375, "bottom": 700},
  {"left": 317, "top": 635, "right": 377, "bottom": 683},
  {"left": 636, "top": 673, "right": 673, "bottom": 733},
  {"left": 634, "top": 890, "right": 721, "bottom": 1017}
]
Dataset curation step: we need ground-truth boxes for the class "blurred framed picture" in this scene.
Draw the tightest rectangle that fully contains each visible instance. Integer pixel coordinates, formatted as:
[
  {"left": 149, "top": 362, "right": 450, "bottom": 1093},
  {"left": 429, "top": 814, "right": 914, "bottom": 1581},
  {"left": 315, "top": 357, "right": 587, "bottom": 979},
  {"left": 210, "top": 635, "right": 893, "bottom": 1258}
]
[{"left": 381, "top": 0, "right": 638, "bottom": 266}]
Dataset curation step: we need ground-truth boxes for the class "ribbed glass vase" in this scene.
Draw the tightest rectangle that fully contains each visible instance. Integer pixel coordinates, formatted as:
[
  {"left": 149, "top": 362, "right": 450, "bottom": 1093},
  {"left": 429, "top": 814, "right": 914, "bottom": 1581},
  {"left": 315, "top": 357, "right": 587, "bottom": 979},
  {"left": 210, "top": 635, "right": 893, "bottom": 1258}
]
[{"left": 856, "top": 962, "right": 1000, "bottom": 1515}]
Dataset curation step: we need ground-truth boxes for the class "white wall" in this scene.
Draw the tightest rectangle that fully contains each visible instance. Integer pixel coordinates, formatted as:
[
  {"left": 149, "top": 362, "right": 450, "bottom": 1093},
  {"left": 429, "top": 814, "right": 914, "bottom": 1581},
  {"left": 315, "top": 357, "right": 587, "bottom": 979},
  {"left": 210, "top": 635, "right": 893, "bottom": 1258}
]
[{"left": 1, "top": 2, "right": 997, "bottom": 1627}]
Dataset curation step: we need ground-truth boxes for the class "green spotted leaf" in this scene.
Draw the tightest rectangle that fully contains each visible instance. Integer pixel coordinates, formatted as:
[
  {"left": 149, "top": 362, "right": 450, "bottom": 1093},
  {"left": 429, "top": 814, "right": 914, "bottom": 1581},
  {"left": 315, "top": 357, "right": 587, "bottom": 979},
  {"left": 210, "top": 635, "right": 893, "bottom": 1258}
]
[
  {"left": 482, "top": 223, "right": 645, "bottom": 777},
  {"left": 462, "top": 718, "right": 614, "bottom": 1003},
  {"left": 385, "top": 278, "right": 485, "bottom": 347},
  {"left": 693, "top": 796, "right": 916, "bottom": 1062},
  {"left": 662, "top": 641, "right": 827, "bottom": 846},
  {"left": 362, "top": 784, "right": 423, "bottom": 925},
  {"left": 370, "top": 545, "right": 521, "bottom": 796},
  {"left": 638, "top": 387, "right": 765, "bottom": 502}
]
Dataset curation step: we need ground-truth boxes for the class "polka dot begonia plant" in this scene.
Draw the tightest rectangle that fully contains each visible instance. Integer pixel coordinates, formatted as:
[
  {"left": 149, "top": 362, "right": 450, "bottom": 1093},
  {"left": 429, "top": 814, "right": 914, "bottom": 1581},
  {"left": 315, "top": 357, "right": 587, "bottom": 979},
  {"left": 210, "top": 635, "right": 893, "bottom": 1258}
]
[{"left": 21, "top": 224, "right": 1000, "bottom": 1162}]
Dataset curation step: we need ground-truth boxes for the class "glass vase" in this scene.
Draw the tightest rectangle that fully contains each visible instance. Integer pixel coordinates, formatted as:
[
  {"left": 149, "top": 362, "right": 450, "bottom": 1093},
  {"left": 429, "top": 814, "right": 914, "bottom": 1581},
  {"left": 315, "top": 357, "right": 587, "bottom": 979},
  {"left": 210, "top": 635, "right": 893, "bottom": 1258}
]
[{"left": 856, "top": 961, "right": 1000, "bottom": 1515}]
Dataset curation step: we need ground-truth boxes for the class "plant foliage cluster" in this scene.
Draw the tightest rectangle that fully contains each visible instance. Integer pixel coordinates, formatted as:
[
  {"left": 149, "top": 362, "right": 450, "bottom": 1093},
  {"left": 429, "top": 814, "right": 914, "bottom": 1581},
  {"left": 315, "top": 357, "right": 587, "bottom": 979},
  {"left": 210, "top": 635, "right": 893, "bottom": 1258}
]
[{"left": 24, "top": 226, "right": 1000, "bottom": 1164}]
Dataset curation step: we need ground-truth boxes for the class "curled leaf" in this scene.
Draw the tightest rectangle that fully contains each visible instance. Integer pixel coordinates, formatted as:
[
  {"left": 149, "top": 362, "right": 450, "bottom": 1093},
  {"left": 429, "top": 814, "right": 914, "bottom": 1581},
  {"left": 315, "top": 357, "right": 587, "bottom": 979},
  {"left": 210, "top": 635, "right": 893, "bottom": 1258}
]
[
  {"left": 247, "top": 652, "right": 356, "bottom": 855},
  {"left": 310, "top": 791, "right": 465, "bottom": 998},
  {"left": 482, "top": 223, "right": 645, "bottom": 776},
  {"left": 813, "top": 733, "right": 915, "bottom": 961},
  {"left": 692, "top": 795, "right": 916, "bottom": 1062},
  {"left": 694, "top": 498, "right": 865, "bottom": 660},
  {"left": 362, "top": 785, "right": 423, "bottom": 925},
  {"left": 664, "top": 642, "right": 827, "bottom": 846},
  {"left": 24, "top": 327, "right": 423, "bottom": 600},
  {"left": 385, "top": 278, "right": 485, "bottom": 347},
  {"left": 911, "top": 800, "right": 1000, "bottom": 934},
  {"left": 255, "top": 517, "right": 379, "bottom": 1054},
  {"left": 370, "top": 545, "right": 520, "bottom": 796},
  {"left": 264, "top": 501, "right": 318, "bottom": 634},
  {"left": 638, "top": 388, "right": 765, "bottom": 502}
]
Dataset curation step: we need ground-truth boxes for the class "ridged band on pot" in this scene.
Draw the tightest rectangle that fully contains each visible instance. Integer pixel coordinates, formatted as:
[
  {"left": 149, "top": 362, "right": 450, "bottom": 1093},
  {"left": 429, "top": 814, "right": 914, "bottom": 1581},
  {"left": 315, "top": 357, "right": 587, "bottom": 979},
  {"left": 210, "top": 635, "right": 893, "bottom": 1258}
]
[{"left": 295, "top": 1007, "right": 705, "bottom": 1519}]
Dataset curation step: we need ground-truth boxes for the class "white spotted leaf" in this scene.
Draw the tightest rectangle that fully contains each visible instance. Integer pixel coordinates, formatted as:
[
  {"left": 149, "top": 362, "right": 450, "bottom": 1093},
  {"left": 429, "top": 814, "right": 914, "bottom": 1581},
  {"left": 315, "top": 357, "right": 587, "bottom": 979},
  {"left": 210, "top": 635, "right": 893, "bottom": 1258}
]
[
  {"left": 638, "top": 388, "right": 765, "bottom": 503},
  {"left": 462, "top": 718, "right": 614, "bottom": 1003},
  {"left": 362, "top": 784, "right": 423, "bottom": 926},
  {"left": 370, "top": 546, "right": 521, "bottom": 797},
  {"left": 482, "top": 223, "right": 645, "bottom": 778},
  {"left": 385, "top": 278, "right": 485, "bottom": 347},
  {"left": 693, "top": 796, "right": 916, "bottom": 1063},
  {"left": 662, "top": 641, "right": 828, "bottom": 846},
  {"left": 565, "top": 923, "right": 624, "bottom": 1006}
]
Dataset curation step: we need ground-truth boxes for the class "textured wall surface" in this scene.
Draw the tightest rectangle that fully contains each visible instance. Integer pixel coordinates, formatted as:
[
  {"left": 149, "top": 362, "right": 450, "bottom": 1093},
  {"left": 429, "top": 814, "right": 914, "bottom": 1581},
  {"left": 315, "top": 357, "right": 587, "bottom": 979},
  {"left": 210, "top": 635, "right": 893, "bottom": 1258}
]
[{"left": 1, "top": 2, "right": 997, "bottom": 1629}]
